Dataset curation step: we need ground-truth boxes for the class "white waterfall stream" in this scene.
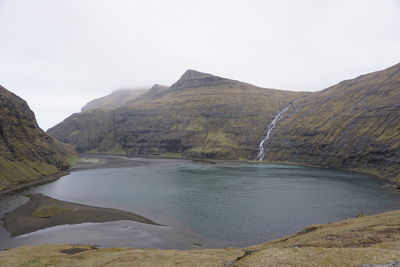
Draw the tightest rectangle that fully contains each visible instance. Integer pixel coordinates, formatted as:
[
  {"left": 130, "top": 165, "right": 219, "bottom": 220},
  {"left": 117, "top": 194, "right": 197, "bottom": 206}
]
[{"left": 256, "top": 102, "right": 294, "bottom": 160}]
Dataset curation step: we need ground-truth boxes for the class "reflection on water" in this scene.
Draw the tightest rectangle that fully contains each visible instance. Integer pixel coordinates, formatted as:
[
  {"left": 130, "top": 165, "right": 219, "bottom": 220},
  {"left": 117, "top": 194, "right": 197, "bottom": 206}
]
[{"left": 1, "top": 157, "right": 399, "bottom": 249}]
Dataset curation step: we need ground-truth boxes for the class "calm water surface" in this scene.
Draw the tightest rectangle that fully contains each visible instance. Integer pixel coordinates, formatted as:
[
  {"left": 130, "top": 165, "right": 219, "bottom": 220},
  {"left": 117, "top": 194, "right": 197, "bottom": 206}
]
[{"left": 1, "top": 157, "right": 399, "bottom": 249}]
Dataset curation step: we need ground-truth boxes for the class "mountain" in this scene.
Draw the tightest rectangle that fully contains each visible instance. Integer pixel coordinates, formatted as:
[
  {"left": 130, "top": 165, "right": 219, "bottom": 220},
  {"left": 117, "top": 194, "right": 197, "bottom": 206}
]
[
  {"left": 0, "top": 85, "right": 72, "bottom": 191},
  {"left": 264, "top": 63, "right": 400, "bottom": 185},
  {"left": 47, "top": 70, "right": 306, "bottom": 158},
  {"left": 81, "top": 88, "right": 149, "bottom": 111},
  {"left": 47, "top": 65, "right": 400, "bottom": 184}
]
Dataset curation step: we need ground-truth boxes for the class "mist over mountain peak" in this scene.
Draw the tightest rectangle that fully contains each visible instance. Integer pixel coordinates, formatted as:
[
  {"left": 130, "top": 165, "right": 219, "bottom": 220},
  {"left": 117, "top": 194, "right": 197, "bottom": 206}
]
[{"left": 180, "top": 70, "right": 213, "bottom": 80}]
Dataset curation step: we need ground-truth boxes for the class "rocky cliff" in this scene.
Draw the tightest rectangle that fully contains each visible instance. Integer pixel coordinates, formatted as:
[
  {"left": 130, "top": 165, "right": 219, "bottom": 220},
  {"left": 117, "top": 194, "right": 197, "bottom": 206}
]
[
  {"left": 264, "top": 63, "right": 400, "bottom": 185},
  {"left": 0, "top": 85, "right": 71, "bottom": 191},
  {"left": 47, "top": 70, "right": 305, "bottom": 159}
]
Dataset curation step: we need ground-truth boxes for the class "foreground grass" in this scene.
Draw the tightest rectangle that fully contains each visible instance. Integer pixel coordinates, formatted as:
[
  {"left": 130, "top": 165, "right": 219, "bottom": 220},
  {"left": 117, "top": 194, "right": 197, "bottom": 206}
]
[{"left": 1, "top": 210, "right": 399, "bottom": 266}]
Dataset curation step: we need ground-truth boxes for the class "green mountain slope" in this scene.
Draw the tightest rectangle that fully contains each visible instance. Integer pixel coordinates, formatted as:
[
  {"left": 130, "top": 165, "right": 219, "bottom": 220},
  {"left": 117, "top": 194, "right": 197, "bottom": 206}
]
[
  {"left": 47, "top": 70, "right": 306, "bottom": 159},
  {"left": 264, "top": 63, "right": 400, "bottom": 184},
  {"left": 0, "top": 85, "right": 72, "bottom": 191}
]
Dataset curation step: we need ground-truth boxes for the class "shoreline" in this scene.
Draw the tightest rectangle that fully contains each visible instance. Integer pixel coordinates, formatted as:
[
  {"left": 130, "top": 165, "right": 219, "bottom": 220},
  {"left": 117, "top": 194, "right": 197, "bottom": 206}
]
[
  {"left": 81, "top": 153, "right": 400, "bottom": 192},
  {"left": 0, "top": 154, "right": 153, "bottom": 198},
  {"left": 23, "top": 152, "right": 397, "bottom": 190},
  {"left": 1, "top": 155, "right": 398, "bottom": 239},
  {"left": 70, "top": 154, "right": 151, "bottom": 172},
  {"left": 0, "top": 154, "right": 399, "bottom": 265},
  {"left": 139, "top": 153, "right": 400, "bottom": 193},
  {"left": 1, "top": 209, "right": 400, "bottom": 266},
  {"left": 260, "top": 159, "right": 400, "bottom": 193},
  {"left": 0, "top": 171, "right": 70, "bottom": 199}
]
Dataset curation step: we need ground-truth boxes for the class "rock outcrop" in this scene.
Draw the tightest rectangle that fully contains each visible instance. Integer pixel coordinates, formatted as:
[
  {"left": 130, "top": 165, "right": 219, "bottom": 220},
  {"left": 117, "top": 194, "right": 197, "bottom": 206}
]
[{"left": 0, "top": 85, "right": 71, "bottom": 191}]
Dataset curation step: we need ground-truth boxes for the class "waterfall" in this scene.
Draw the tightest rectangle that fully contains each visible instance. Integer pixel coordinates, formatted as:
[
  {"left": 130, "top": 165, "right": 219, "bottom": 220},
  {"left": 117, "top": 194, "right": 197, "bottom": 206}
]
[{"left": 256, "top": 102, "right": 294, "bottom": 161}]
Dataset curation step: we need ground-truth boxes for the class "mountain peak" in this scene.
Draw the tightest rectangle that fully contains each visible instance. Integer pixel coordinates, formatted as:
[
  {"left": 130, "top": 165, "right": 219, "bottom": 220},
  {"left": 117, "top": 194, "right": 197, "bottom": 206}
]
[
  {"left": 149, "top": 84, "right": 168, "bottom": 91},
  {"left": 168, "top": 70, "right": 234, "bottom": 92},
  {"left": 180, "top": 70, "right": 213, "bottom": 80}
]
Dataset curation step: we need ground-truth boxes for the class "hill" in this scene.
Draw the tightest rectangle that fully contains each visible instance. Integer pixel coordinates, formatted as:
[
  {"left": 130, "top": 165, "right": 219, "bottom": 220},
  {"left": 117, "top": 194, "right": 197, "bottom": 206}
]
[
  {"left": 48, "top": 70, "right": 305, "bottom": 159},
  {"left": 47, "top": 64, "right": 400, "bottom": 184},
  {"left": 0, "top": 85, "right": 72, "bottom": 191},
  {"left": 264, "top": 63, "right": 400, "bottom": 185}
]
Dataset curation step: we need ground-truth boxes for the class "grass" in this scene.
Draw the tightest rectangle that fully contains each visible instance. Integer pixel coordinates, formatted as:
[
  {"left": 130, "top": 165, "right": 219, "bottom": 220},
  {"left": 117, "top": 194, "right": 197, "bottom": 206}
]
[
  {"left": 88, "top": 145, "right": 127, "bottom": 155},
  {"left": 0, "top": 157, "right": 59, "bottom": 191},
  {"left": 235, "top": 247, "right": 400, "bottom": 267},
  {"left": 78, "top": 158, "right": 100, "bottom": 164},
  {"left": 0, "top": 86, "right": 72, "bottom": 191},
  {"left": 159, "top": 152, "right": 182, "bottom": 158},
  {"left": 65, "top": 155, "right": 80, "bottom": 166},
  {"left": 265, "top": 63, "right": 400, "bottom": 186},
  {"left": 31, "top": 206, "right": 66, "bottom": 218}
]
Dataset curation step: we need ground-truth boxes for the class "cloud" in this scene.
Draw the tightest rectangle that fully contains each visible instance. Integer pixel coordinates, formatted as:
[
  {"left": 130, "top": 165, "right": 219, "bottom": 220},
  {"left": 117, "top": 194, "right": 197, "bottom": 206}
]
[{"left": 0, "top": 0, "right": 399, "bottom": 130}]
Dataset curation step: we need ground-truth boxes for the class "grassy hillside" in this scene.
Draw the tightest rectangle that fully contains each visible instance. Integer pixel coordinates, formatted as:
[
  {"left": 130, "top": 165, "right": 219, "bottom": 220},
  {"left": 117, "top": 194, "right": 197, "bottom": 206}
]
[
  {"left": 48, "top": 70, "right": 305, "bottom": 159},
  {"left": 263, "top": 63, "right": 400, "bottom": 185},
  {"left": 0, "top": 85, "right": 72, "bottom": 191},
  {"left": 1, "top": 210, "right": 399, "bottom": 266}
]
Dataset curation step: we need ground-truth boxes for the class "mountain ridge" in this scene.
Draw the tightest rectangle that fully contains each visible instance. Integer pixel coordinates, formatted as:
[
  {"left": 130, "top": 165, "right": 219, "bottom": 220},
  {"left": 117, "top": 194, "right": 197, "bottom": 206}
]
[
  {"left": 48, "top": 71, "right": 306, "bottom": 158},
  {"left": 264, "top": 62, "right": 400, "bottom": 185},
  {"left": 47, "top": 64, "right": 399, "bottom": 185}
]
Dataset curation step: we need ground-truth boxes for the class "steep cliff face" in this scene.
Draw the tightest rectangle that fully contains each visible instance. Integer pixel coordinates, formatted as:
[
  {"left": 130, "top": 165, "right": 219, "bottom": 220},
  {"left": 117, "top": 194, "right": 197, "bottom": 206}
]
[
  {"left": 0, "top": 85, "right": 70, "bottom": 191},
  {"left": 264, "top": 63, "right": 400, "bottom": 184},
  {"left": 46, "top": 109, "right": 116, "bottom": 153},
  {"left": 48, "top": 71, "right": 305, "bottom": 159}
]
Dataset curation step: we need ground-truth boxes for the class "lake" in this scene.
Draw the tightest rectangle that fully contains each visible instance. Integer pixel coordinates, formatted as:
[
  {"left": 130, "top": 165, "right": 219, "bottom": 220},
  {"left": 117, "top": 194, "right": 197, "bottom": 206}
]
[{"left": 0, "top": 156, "right": 399, "bottom": 249}]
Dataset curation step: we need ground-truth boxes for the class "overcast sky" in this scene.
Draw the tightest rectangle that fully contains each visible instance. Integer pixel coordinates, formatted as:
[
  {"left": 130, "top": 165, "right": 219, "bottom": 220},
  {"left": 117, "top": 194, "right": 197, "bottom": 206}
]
[{"left": 1, "top": 0, "right": 400, "bottom": 130}]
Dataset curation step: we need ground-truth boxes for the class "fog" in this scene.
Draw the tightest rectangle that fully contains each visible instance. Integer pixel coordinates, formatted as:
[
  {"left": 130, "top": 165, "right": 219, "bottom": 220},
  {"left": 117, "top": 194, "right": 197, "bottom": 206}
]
[{"left": 0, "top": 0, "right": 399, "bottom": 130}]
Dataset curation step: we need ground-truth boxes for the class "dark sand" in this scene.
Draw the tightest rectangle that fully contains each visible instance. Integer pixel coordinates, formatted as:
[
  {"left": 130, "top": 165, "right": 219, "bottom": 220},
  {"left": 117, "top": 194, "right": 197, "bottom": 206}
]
[{"left": 3, "top": 193, "right": 159, "bottom": 237}]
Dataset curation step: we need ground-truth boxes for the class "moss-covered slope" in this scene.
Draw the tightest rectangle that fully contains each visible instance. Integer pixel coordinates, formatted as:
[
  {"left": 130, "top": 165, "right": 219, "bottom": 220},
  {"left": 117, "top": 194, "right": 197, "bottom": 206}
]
[
  {"left": 0, "top": 85, "right": 71, "bottom": 191},
  {"left": 48, "top": 70, "right": 305, "bottom": 159},
  {"left": 264, "top": 63, "right": 400, "bottom": 184}
]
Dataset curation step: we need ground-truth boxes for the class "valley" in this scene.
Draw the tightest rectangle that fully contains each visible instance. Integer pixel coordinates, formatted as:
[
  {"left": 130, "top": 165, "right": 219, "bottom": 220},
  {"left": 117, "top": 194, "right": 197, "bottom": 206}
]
[
  {"left": 46, "top": 65, "right": 400, "bottom": 188},
  {"left": 0, "top": 64, "right": 399, "bottom": 266}
]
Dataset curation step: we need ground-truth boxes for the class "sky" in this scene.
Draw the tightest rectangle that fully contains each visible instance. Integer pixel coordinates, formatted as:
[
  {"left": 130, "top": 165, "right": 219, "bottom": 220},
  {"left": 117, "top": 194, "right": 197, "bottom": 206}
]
[{"left": 0, "top": 0, "right": 400, "bottom": 130}]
